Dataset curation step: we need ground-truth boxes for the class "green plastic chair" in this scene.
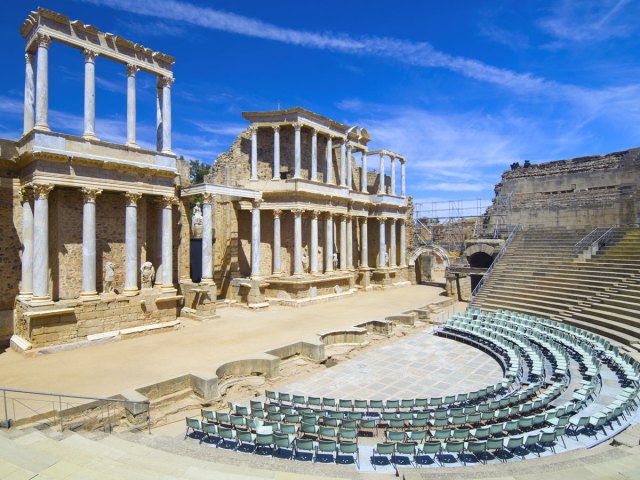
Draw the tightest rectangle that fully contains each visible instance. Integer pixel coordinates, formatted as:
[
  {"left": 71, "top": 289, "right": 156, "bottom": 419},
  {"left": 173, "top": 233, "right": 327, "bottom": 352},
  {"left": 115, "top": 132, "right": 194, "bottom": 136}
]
[
  {"left": 337, "top": 441, "right": 359, "bottom": 467},
  {"left": 385, "top": 430, "right": 406, "bottom": 442},
  {"left": 201, "top": 422, "right": 218, "bottom": 445},
  {"left": 316, "top": 439, "right": 337, "bottom": 463},
  {"left": 486, "top": 437, "right": 506, "bottom": 461},
  {"left": 523, "top": 433, "right": 540, "bottom": 456},
  {"left": 338, "top": 428, "right": 358, "bottom": 442},
  {"left": 372, "top": 442, "right": 395, "bottom": 469},
  {"left": 505, "top": 435, "right": 525, "bottom": 459},
  {"left": 415, "top": 441, "right": 441, "bottom": 466},
  {"left": 200, "top": 409, "right": 215, "bottom": 423},
  {"left": 407, "top": 429, "right": 428, "bottom": 443},
  {"left": 185, "top": 417, "right": 202, "bottom": 440},
  {"left": 217, "top": 426, "right": 237, "bottom": 449},
  {"left": 255, "top": 433, "right": 274, "bottom": 455},
  {"left": 318, "top": 426, "right": 337, "bottom": 440},
  {"left": 236, "top": 430, "right": 256, "bottom": 452},
  {"left": 273, "top": 432, "right": 294, "bottom": 458},
  {"left": 294, "top": 438, "right": 315, "bottom": 461},
  {"left": 443, "top": 440, "right": 465, "bottom": 465},
  {"left": 394, "top": 442, "right": 417, "bottom": 466},
  {"left": 466, "top": 440, "right": 487, "bottom": 464}
]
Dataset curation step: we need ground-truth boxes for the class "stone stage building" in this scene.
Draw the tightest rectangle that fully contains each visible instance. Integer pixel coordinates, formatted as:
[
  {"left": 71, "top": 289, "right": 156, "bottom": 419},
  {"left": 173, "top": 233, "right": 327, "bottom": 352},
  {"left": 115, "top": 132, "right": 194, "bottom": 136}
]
[{"left": 0, "top": 8, "right": 412, "bottom": 352}]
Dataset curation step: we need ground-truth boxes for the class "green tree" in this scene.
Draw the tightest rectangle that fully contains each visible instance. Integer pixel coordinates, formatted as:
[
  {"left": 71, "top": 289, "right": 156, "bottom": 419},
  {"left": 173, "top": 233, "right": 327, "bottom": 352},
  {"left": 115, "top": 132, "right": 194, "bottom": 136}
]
[{"left": 187, "top": 158, "right": 212, "bottom": 216}]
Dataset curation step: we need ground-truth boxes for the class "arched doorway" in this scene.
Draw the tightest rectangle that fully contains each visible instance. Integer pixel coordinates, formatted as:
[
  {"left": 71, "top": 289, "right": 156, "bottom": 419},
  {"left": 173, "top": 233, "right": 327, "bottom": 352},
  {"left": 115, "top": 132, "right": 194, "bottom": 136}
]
[
  {"left": 462, "top": 243, "right": 497, "bottom": 291},
  {"left": 410, "top": 245, "right": 450, "bottom": 284}
]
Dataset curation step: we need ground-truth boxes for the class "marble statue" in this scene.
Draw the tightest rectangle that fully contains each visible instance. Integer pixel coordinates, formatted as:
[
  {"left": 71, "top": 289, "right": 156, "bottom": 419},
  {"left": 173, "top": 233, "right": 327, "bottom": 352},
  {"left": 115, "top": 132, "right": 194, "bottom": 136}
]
[
  {"left": 191, "top": 202, "right": 203, "bottom": 239},
  {"left": 333, "top": 252, "right": 338, "bottom": 270},
  {"left": 140, "top": 261, "right": 155, "bottom": 289},
  {"left": 302, "top": 245, "right": 309, "bottom": 272},
  {"left": 103, "top": 262, "right": 115, "bottom": 293}
]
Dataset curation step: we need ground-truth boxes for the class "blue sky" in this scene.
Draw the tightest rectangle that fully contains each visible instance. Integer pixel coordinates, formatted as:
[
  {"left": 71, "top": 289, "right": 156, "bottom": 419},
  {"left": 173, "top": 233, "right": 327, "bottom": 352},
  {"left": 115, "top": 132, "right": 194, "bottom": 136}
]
[{"left": 1, "top": 0, "right": 639, "bottom": 205}]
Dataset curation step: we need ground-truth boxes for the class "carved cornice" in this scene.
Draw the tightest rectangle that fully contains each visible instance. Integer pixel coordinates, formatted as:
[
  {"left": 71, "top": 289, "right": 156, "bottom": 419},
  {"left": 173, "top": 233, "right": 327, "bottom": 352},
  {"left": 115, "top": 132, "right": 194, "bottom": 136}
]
[
  {"left": 125, "top": 192, "right": 142, "bottom": 206},
  {"left": 82, "top": 48, "right": 98, "bottom": 62},
  {"left": 126, "top": 63, "right": 138, "bottom": 77},
  {"left": 36, "top": 33, "right": 51, "bottom": 49},
  {"left": 20, "top": 186, "right": 33, "bottom": 203},
  {"left": 202, "top": 192, "right": 215, "bottom": 204},
  {"left": 81, "top": 187, "right": 102, "bottom": 203},
  {"left": 33, "top": 183, "right": 53, "bottom": 199}
]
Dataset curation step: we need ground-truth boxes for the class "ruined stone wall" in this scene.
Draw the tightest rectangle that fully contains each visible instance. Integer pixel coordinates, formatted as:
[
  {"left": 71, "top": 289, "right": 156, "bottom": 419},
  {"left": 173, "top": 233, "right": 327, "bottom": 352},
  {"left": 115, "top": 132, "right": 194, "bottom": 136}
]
[{"left": 0, "top": 176, "right": 22, "bottom": 342}]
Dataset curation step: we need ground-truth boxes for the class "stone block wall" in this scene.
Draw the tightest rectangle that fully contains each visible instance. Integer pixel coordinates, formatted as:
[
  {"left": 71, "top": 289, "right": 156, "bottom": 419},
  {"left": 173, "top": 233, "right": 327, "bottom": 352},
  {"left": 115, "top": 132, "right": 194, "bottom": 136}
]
[
  {"left": 0, "top": 178, "right": 22, "bottom": 312},
  {"left": 446, "top": 274, "right": 471, "bottom": 301}
]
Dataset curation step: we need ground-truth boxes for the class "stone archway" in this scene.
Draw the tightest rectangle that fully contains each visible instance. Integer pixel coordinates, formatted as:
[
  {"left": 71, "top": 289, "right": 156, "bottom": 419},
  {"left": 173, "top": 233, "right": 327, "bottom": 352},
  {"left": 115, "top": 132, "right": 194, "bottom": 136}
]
[
  {"left": 410, "top": 245, "right": 450, "bottom": 284},
  {"left": 462, "top": 243, "right": 500, "bottom": 290},
  {"left": 409, "top": 245, "right": 450, "bottom": 268}
]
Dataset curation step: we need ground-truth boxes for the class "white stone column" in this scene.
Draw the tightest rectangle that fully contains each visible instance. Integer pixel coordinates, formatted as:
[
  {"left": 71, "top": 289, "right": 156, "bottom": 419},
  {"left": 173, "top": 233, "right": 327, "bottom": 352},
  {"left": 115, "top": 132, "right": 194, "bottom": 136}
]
[
  {"left": 293, "top": 209, "right": 303, "bottom": 275},
  {"left": 160, "top": 76, "right": 173, "bottom": 153},
  {"left": 339, "top": 215, "right": 347, "bottom": 270},
  {"left": 81, "top": 188, "right": 101, "bottom": 298},
  {"left": 325, "top": 213, "right": 334, "bottom": 272},
  {"left": 32, "top": 184, "right": 53, "bottom": 301},
  {"left": 378, "top": 217, "right": 387, "bottom": 268},
  {"left": 154, "top": 203, "right": 163, "bottom": 286},
  {"left": 156, "top": 82, "right": 163, "bottom": 151},
  {"left": 124, "top": 192, "right": 141, "bottom": 296},
  {"left": 201, "top": 193, "right": 215, "bottom": 284},
  {"left": 326, "top": 136, "right": 333, "bottom": 184},
  {"left": 272, "top": 209, "right": 281, "bottom": 275},
  {"left": 82, "top": 49, "right": 98, "bottom": 140},
  {"left": 347, "top": 145, "right": 353, "bottom": 189},
  {"left": 311, "top": 129, "right": 318, "bottom": 181},
  {"left": 360, "top": 217, "right": 369, "bottom": 268},
  {"left": 126, "top": 64, "right": 138, "bottom": 147},
  {"left": 400, "top": 219, "right": 407, "bottom": 266},
  {"left": 19, "top": 188, "right": 34, "bottom": 299},
  {"left": 310, "top": 210, "right": 319, "bottom": 274},
  {"left": 293, "top": 122, "right": 302, "bottom": 179},
  {"left": 389, "top": 218, "right": 397, "bottom": 267},
  {"left": 272, "top": 125, "right": 280, "bottom": 180},
  {"left": 250, "top": 126, "right": 258, "bottom": 180},
  {"left": 346, "top": 215, "right": 353, "bottom": 269},
  {"left": 390, "top": 156, "right": 396, "bottom": 196},
  {"left": 400, "top": 159, "right": 406, "bottom": 197},
  {"left": 361, "top": 152, "right": 368, "bottom": 192},
  {"left": 339, "top": 142, "right": 347, "bottom": 186},
  {"left": 161, "top": 196, "right": 175, "bottom": 289},
  {"left": 378, "top": 152, "right": 385, "bottom": 194},
  {"left": 34, "top": 34, "right": 51, "bottom": 131},
  {"left": 251, "top": 200, "right": 262, "bottom": 278},
  {"left": 23, "top": 53, "right": 35, "bottom": 135}
]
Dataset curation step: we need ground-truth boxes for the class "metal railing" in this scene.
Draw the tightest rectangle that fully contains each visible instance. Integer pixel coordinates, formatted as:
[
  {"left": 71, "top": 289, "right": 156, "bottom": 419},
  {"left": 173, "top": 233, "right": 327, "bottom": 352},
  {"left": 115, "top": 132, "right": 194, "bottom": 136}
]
[
  {"left": 468, "top": 224, "right": 522, "bottom": 302},
  {"left": 1, "top": 387, "right": 151, "bottom": 434},
  {"left": 574, "top": 227, "right": 605, "bottom": 254},
  {"left": 573, "top": 226, "right": 616, "bottom": 257}
]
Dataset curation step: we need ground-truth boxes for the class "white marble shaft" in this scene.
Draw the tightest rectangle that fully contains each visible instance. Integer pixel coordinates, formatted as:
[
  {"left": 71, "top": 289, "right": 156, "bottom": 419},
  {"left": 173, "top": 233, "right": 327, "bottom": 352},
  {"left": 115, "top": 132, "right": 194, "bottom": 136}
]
[
  {"left": 126, "top": 65, "right": 137, "bottom": 147},
  {"left": 124, "top": 193, "right": 140, "bottom": 294},
  {"left": 161, "top": 197, "right": 174, "bottom": 288},
  {"left": 201, "top": 195, "right": 214, "bottom": 283},
  {"left": 251, "top": 201, "right": 261, "bottom": 277},
  {"left": 272, "top": 210, "right": 281, "bottom": 274},
  {"left": 81, "top": 189, "right": 101, "bottom": 296},
  {"left": 156, "top": 85, "right": 163, "bottom": 152},
  {"left": 361, "top": 152, "right": 368, "bottom": 193},
  {"left": 311, "top": 130, "right": 318, "bottom": 181},
  {"left": 378, "top": 152, "right": 385, "bottom": 194},
  {"left": 339, "top": 215, "right": 347, "bottom": 270},
  {"left": 339, "top": 142, "right": 347, "bottom": 186},
  {"left": 389, "top": 218, "right": 397, "bottom": 267},
  {"left": 346, "top": 216, "right": 353, "bottom": 269},
  {"left": 83, "top": 50, "right": 98, "bottom": 139},
  {"left": 272, "top": 126, "right": 280, "bottom": 180},
  {"left": 325, "top": 213, "right": 333, "bottom": 272},
  {"left": 360, "top": 217, "right": 369, "bottom": 268},
  {"left": 293, "top": 209, "right": 303, "bottom": 275},
  {"left": 390, "top": 157, "right": 396, "bottom": 196},
  {"left": 161, "top": 77, "right": 172, "bottom": 153},
  {"left": 250, "top": 127, "right": 258, "bottom": 180},
  {"left": 20, "top": 190, "right": 34, "bottom": 297},
  {"left": 400, "top": 220, "right": 406, "bottom": 266},
  {"left": 32, "top": 184, "right": 53, "bottom": 299},
  {"left": 35, "top": 34, "right": 50, "bottom": 131},
  {"left": 293, "top": 123, "right": 302, "bottom": 179},
  {"left": 347, "top": 145, "right": 353, "bottom": 189},
  {"left": 24, "top": 54, "right": 35, "bottom": 134},
  {"left": 326, "top": 136, "right": 333, "bottom": 184},
  {"left": 401, "top": 161, "right": 406, "bottom": 197},
  {"left": 310, "top": 211, "right": 319, "bottom": 273},
  {"left": 378, "top": 218, "right": 386, "bottom": 268},
  {"left": 155, "top": 204, "right": 163, "bottom": 285}
]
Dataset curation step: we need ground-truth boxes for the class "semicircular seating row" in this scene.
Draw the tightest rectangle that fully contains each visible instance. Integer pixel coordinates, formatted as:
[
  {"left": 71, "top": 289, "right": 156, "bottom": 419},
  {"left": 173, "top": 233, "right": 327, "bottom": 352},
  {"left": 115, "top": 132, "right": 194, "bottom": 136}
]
[{"left": 184, "top": 309, "right": 639, "bottom": 467}]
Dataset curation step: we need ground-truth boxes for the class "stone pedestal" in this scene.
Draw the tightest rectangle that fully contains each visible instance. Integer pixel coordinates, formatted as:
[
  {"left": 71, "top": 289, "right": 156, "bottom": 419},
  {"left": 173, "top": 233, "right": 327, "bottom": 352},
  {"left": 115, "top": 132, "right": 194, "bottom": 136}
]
[{"left": 180, "top": 281, "right": 218, "bottom": 321}]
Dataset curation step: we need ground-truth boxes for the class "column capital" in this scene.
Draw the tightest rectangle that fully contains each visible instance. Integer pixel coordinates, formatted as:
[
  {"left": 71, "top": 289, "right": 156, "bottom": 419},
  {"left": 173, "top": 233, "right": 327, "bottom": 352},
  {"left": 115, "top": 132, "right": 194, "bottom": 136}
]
[
  {"left": 81, "top": 188, "right": 102, "bottom": 203},
  {"left": 161, "top": 195, "right": 178, "bottom": 208},
  {"left": 158, "top": 76, "right": 174, "bottom": 88},
  {"left": 346, "top": 144, "right": 353, "bottom": 153},
  {"left": 325, "top": 211, "right": 333, "bottom": 219},
  {"left": 251, "top": 199, "right": 263, "bottom": 209},
  {"left": 248, "top": 125, "right": 258, "bottom": 134},
  {"left": 273, "top": 208, "right": 282, "bottom": 219},
  {"left": 125, "top": 192, "right": 142, "bottom": 206},
  {"left": 399, "top": 157, "right": 406, "bottom": 164},
  {"left": 20, "top": 185, "right": 33, "bottom": 202},
  {"left": 377, "top": 216, "right": 388, "bottom": 224},
  {"left": 311, "top": 210, "right": 321, "bottom": 219},
  {"left": 272, "top": 124, "right": 280, "bottom": 133},
  {"left": 202, "top": 192, "right": 215, "bottom": 204},
  {"left": 291, "top": 208, "right": 305, "bottom": 216},
  {"left": 33, "top": 183, "right": 53, "bottom": 200},
  {"left": 292, "top": 121, "right": 302, "bottom": 131},
  {"left": 25, "top": 52, "right": 35, "bottom": 63},
  {"left": 311, "top": 128, "right": 318, "bottom": 136},
  {"left": 36, "top": 33, "right": 51, "bottom": 49},
  {"left": 82, "top": 49, "right": 98, "bottom": 63},
  {"left": 126, "top": 63, "right": 138, "bottom": 77}
]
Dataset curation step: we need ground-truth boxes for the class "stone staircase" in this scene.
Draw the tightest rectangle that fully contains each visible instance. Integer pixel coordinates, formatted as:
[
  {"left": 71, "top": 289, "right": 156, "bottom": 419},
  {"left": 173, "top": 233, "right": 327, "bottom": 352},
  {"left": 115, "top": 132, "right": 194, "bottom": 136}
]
[{"left": 471, "top": 227, "right": 640, "bottom": 350}]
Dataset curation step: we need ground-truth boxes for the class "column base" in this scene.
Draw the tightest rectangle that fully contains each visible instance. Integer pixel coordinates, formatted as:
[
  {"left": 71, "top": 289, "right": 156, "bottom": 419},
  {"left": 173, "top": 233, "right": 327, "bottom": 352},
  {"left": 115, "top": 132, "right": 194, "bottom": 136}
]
[
  {"left": 161, "top": 284, "right": 177, "bottom": 293},
  {"left": 199, "top": 277, "right": 214, "bottom": 286},
  {"left": 161, "top": 148, "right": 175, "bottom": 155},
  {"left": 122, "top": 288, "right": 139, "bottom": 297},
  {"left": 125, "top": 141, "right": 139, "bottom": 149},
  {"left": 34, "top": 124, "right": 50, "bottom": 132},
  {"left": 271, "top": 271, "right": 283, "bottom": 277},
  {"left": 82, "top": 132, "right": 99, "bottom": 141},
  {"left": 17, "top": 292, "right": 33, "bottom": 301},
  {"left": 80, "top": 291, "right": 100, "bottom": 302},
  {"left": 29, "top": 295, "right": 54, "bottom": 306},
  {"left": 271, "top": 177, "right": 281, "bottom": 181}
]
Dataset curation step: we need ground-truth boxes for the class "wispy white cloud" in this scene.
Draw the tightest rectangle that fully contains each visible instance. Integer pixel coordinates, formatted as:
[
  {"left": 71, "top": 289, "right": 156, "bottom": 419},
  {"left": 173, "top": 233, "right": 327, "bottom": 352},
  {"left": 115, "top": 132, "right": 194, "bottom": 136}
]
[{"left": 189, "top": 120, "right": 246, "bottom": 137}]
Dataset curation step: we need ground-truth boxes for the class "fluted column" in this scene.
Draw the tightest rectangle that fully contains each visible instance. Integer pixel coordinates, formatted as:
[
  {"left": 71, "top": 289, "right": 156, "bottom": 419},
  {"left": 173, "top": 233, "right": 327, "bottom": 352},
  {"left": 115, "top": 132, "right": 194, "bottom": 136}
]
[
  {"left": 161, "top": 196, "right": 175, "bottom": 289},
  {"left": 160, "top": 76, "right": 173, "bottom": 153},
  {"left": 154, "top": 203, "right": 163, "bottom": 286},
  {"left": 400, "top": 159, "right": 406, "bottom": 197},
  {"left": 378, "top": 217, "right": 387, "bottom": 268},
  {"left": 293, "top": 209, "right": 303, "bottom": 275},
  {"left": 361, "top": 152, "right": 368, "bottom": 192},
  {"left": 339, "top": 142, "right": 347, "bottom": 186},
  {"left": 251, "top": 200, "right": 262, "bottom": 278},
  {"left": 400, "top": 220, "right": 407, "bottom": 266},
  {"left": 346, "top": 215, "right": 353, "bottom": 269},
  {"left": 310, "top": 210, "right": 319, "bottom": 274},
  {"left": 201, "top": 193, "right": 215, "bottom": 284},
  {"left": 34, "top": 34, "right": 51, "bottom": 131},
  {"left": 126, "top": 64, "right": 138, "bottom": 147},
  {"left": 82, "top": 49, "right": 98, "bottom": 140},
  {"left": 325, "top": 213, "right": 334, "bottom": 272},
  {"left": 389, "top": 218, "right": 397, "bottom": 267},
  {"left": 390, "top": 157, "right": 396, "bottom": 196},
  {"left": 311, "top": 129, "right": 318, "bottom": 181},
  {"left": 23, "top": 53, "right": 35, "bottom": 134},
  {"left": 32, "top": 184, "right": 53, "bottom": 301},
  {"left": 81, "top": 188, "right": 102, "bottom": 298},
  {"left": 124, "top": 192, "right": 141, "bottom": 296},
  {"left": 339, "top": 215, "right": 347, "bottom": 270},
  {"left": 272, "top": 209, "right": 281, "bottom": 275},
  {"left": 272, "top": 125, "right": 280, "bottom": 180},
  {"left": 326, "top": 136, "right": 333, "bottom": 184},
  {"left": 249, "top": 126, "right": 258, "bottom": 180},
  {"left": 19, "top": 188, "right": 34, "bottom": 299},
  {"left": 293, "top": 122, "right": 302, "bottom": 179},
  {"left": 360, "top": 217, "right": 369, "bottom": 268},
  {"left": 378, "top": 152, "right": 385, "bottom": 194},
  {"left": 346, "top": 145, "right": 353, "bottom": 189},
  {"left": 156, "top": 83, "right": 163, "bottom": 151}
]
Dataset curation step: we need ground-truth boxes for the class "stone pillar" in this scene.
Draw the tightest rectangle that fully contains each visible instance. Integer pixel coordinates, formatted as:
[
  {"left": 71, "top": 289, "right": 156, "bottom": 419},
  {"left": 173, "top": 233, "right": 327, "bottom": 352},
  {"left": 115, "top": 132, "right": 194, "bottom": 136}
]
[
  {"left": 23, "top": 53, "right": 35, "bottom": 135},
  {"left": 325, "top": 213, "right": 334, "bottom": 272},
  {"left": 378, "top": 217, "right": 387, "bottom": 268},
  {"left": 293, "top": 122, "right": 302, "bottom": 179},
  {"left": 346, "top": 215, "right": 353, "bottom": 269},
  {"left": 82, "top": 49, "right": 98, "bottom": 140},
  {"left": 19, "top": 188, "right": 34, "bottom": 299},
  {"left": 32, "top": 184, "right": 53, "bottom": 301},
  {"left": 272, "top": 125, "right": 280, "bottom": 180},
  {"left": 360, "top": 217, "right": 369, "bottom": 268},
  {"left": 160, "top": 76, "right": 173, "bottom": 153},
  {"left": 310, "top": 210, "right": 319, "bottom": 274},
  {"left": 389, "top": 218, "right": 397, "bottom": 267},
  {"left": 34, "top": 34, "right": 51, "bottom": 131},
  {"left": 400, "top": 159, "right": 406, "bottom": 197},
  {"left": 156, "top": 82, "right": 163, "bottom": 151},
  {"left": 347, "top": 145, "right": 353, "bottom": 189},
  {"left": 361, "top": 152, "right": 367, "bottom": 193},
  {"left": 311, "top": 129, "right": 318, "bottom": 181},
  {"left": 251, "top": 200, "right": 262, "bottom": 278},
  {"left": 126, "top": 64, "right": 138, "bottom": 147},
  {"left": 154, "top": 204, "right": 163, "bottom": 286},
  {"left": 161, "top": 196, "right": 175, "bottom": 289},
  {"left": 272, "top": 209, "right": 281, "bottom": 275},
  {"left": 339, "top": 142, "right": 347, "bottom": 186},
  {"left": 339, "top": 215, "right": 347, "bottom": 270},
  {"left": 201, "top": 193, "right": 215, "bottom": 284},
  {"left": 293, "top": 209, "right": 303, "bottom": 275},
  {"left": 81, "top": 188, "right": 102, "bottom": 298},
  {"left": 390, "top": 156, "right": 396, "bottom": 196},
  {"left": 400, "top": 219, "right": 407, "bottom": 266},
  {"left": 378, "top": 152, "right": 385, "bottom": 194},
  {"left": 326, "top": 136, "right": 333, "bottom": 184},
  {"left": 124, "top": 192, "right": 141, "bottom": 296},
  {"left": 250, "top": 126, "right": 258, "bottom": 180}
]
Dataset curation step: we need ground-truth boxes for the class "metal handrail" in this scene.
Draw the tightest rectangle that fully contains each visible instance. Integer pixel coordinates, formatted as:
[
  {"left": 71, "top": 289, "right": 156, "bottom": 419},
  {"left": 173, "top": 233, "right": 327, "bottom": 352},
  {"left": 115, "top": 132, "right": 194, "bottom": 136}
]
[
  {"left": 573, "top": 227, "right": 607, "bottom": 254},
  {"left": 593, "top": 227, "right": 615, "bottom": 250},
  {"left": 469, "top": 224, "right": 522, "bottom": 302}
]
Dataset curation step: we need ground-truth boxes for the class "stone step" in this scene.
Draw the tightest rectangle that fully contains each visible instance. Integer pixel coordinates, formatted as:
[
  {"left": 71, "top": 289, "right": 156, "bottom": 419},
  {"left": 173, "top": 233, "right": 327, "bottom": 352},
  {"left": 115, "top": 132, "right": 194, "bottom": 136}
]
[{"left": 560, "top": 316, "right": 640, "bottom": 346}]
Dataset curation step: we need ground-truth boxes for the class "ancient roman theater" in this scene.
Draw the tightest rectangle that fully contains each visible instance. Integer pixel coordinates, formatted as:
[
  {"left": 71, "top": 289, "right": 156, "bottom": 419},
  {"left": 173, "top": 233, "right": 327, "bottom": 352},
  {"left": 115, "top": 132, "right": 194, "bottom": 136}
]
[{"left": 0, "top": 7, "right": 638, "bottom": 480}]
